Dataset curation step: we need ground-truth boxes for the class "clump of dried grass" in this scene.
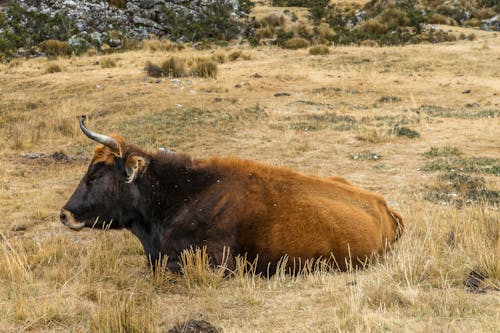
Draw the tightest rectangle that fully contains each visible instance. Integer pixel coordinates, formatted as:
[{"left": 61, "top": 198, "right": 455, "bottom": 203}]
[
  {"left": 45, "top": 63, "right": 62, "bottom": 74},
  {"left": 144, "top": 56, "right": 218, "bottom": 79}
]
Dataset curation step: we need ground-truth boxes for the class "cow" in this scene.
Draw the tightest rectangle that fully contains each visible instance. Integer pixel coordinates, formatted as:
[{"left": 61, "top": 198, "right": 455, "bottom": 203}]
[{"left": 60, "top": 115, "right": 404, "bottom": 274}]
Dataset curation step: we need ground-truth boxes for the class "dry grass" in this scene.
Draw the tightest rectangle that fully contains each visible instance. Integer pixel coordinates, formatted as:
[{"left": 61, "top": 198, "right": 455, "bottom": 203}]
[{"left": 0, "top": 17, "right": 499, "bottom": 332}]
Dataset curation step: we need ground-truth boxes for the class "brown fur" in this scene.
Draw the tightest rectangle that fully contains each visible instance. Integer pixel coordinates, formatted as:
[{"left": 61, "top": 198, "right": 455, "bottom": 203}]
[
  {"left": 62, "top": 134, "right": 404, "bottom": 274},
  {"left": 195, "top": 157, "right": 403, "bottom": 271}
]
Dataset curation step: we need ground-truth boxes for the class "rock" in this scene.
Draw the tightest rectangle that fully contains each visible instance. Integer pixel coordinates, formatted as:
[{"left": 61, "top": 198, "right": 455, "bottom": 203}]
[
  {"left": 482, "top": 15, "right": 499, "bottom": 31},
  {"left": 274, "top": 92, "right": 291, "bottom": 97},
  {"left": 464, "top": 271, "right": 486, "bottom": 294},
  {"left": 4, "top": 0, "right": 248, "bottom": 51},
  {"left": 90, "top": 31, "right": 102, "bottom": 45},
  {"left": 108, "top": 39, "right": 122, "bottom": 48},
  {"left": 167, "top": 319, "right": 219, "bottom": 333}
]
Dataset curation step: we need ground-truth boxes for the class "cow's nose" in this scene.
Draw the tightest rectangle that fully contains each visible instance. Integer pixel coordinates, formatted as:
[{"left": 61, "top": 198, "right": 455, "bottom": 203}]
[{"left": 60, "top": 209, "right": 68, "bottom": 223}]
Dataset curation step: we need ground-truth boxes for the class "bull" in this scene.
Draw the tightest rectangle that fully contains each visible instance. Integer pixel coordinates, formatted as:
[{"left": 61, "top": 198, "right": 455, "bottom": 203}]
[{"left": 60, "top": 116, "right": 403, "bottom": 274}]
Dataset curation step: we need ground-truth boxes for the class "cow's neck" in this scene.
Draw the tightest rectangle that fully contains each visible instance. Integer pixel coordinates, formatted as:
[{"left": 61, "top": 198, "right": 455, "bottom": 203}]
[{"left": 129, "top": 155, "right": 217, "bottom": 270}]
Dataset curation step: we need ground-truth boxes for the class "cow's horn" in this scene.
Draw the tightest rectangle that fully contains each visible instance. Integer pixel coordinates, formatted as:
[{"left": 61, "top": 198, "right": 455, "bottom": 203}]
[{"left": 78, "top": 115, "right": 120, "bottom": 152}]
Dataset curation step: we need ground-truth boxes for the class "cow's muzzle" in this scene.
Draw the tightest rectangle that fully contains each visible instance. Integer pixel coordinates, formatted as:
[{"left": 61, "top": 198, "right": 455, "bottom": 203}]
[{"left": 60, "top": 209, "right": 86, "bottom": 231}]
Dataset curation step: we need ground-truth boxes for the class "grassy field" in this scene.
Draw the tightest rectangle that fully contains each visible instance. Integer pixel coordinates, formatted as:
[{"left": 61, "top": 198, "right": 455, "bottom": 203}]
[{"left": 0, "top": 16, "right": 499, "bottom": 333}]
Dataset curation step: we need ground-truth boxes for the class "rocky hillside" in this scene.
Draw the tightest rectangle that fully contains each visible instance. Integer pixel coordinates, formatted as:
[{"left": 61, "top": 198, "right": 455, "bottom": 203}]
[
  {"left": 257, "top": 0, "right": 499, "bottom": 47},
  {"left": 0, "top": 0, "right": 253, "bottom": 58}
]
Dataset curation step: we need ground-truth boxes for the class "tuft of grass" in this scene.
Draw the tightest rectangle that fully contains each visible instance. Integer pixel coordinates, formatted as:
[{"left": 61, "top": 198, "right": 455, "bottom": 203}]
[
  {"left": 359, "top": 19, "right": 388, "bottom": 34},
  {"left": 285, "top": 112, "right": 358, "bottom": 132},
  {"left": 392, "top": 126, "right": 420, "bottom": 139},
  {"left": 423, "top": 146, "right": 462, "bottom": 159},
  {"left": 228, "top": 50, "right": 251, "bottom": 61},
  {"left": 350, "top": 151, "right": 382, "bottom": 161},
  {"left": 144, "top": 61, "right": 164, "bottom": 78},
  {"left": 211, "top": 51, "right": 227, "bottom": 64},
  {"left": 417, "top": 105, "right": 500, "bottom": 119},
  {"left": 45, "top": 63, "right": 62, "bottom": 74},
  {"left": 90, "top": 293, "right": 157, "bottom": 333},
  {"left": 100, "top": 58, "right": 117, "bottom": 68},
  {"left": 424, "top": 173, "right": 499, "bottom": 206},
  {"left": 160, "top": 57, "right": 187, "bottom": 78},
  {"left": 309, "top": 45, "right": 330, "bottom": 55},
  {"left": 260, "top": 14, "right": 285, "bottom": 27},
  {"left": 429, "top": 13, "right": 453, "bottom": 25},
  {"left": 359, "top": 39, "right": 378, "bottom": 47},
  {"left": 191, "top": 58, "right": 218, "bottom": 78},
  {"left": 142, "top": 39, "right": 184, "bottom": 52},
  {"left": 421, "top": 156, "right": 500, "bottom": 176},
  {"left": 376, "top": 96, "right": 402, "bottom": 104},
  {"left": 179, "top": 246, "right": 226, "bottom": 289},
  {"left": 468, "top": 33, "right": 478, "bottom": 41},
  {"left": 39, "top": 40, "right": 71, "bottom": 58},
  {"left": 356, "top": 127, "right": 394, "bottom": 143},
  {"left": 283, "top": 37, "right": 310, "bottom": 49}
]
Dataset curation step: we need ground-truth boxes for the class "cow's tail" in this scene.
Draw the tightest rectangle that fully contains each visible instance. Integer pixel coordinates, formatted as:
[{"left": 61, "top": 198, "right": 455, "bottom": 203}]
[{"left": 389, "top": 208, "right": 404, "bottom": 241}]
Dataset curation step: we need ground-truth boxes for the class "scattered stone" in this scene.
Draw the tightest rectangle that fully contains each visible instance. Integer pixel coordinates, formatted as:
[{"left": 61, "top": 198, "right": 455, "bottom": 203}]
[
  {"left": 462, "top": 89, "right": 471, "bottom": 94},
  {"left": 252, "top": 73, "right": 263, "bottom": 78},
  {"left": 466, "top": 102, "right": 480, "bottom": 108},
  {"left": 167, "top": 319, "right": 219, "bottom": 333},
  {"left": 274, "top": 92, "right": 291, "bottom": 97},
  {"left": 464, "top": 271, "right": 487, "bottom": 294},
  {"left": 20, "top": 151, "right": 70, "bottom": 162},
  {"left": 482, "top": 15, "right": 499, "bottom": 32}
]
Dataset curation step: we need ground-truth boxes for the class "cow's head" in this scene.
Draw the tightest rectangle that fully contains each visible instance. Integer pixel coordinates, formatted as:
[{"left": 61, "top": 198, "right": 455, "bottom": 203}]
[{"left": 60, "top": 116, "right": 149, "bottom": 231}]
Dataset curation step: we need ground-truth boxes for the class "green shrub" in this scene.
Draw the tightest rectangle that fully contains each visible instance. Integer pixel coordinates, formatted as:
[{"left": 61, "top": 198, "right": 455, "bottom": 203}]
[
  {"left": 162, "top": 2, "right": 241, "bottom": 42},
  {"left": 283, "top": 37, "right": 310, "bottom": 49},
  {"left": 0, "top": 3, "right": 78, "bottom": 53},
  {"left": 309, "top": 45, "right": 330, "bottom": 55},
  {"left": 276, "top": 29, "right": 294, "bottom": 47},
  {"left": 108, "top": 0, "right": 127, "bottom": 9}
]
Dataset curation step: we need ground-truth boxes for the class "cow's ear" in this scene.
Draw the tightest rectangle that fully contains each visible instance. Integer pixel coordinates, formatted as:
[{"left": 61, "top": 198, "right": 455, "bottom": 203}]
[{"left": 125, "top": 155, "right": 149, "bottom": 183}]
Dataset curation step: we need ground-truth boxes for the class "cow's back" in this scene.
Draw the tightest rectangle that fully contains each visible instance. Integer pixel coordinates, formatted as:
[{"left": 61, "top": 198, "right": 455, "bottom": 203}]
[{"left": 198, "top": 157, "right": 402, "bottom": 272}]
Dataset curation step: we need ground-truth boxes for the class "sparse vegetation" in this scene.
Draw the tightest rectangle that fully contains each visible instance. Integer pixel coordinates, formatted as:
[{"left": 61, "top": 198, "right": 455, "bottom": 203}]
[
  {"left": 283, "top": 37, "right": 310, "bottom": 49},
  {"left": 45, "top": 63, "right": 62, "bottom": 74},
  {"left": 424, "top": 172, "right": 499, "bottom": 206},
  {"left": 160, "top": 57, "right": 187, "bottom": 78},
  {"left": 39, "top": 40, "right": 71, "bottom": 58},
  {"left": 192, "top": 58, "right": 218, "bottom": 79},
  {"left": 309, "top": 45, "right": 330, "bottom": 55},
  {"left": 100, "top": 57, "right": 117, "bottom": 68},
  {"left": 0, "top": 8, "right": 499, "bottom": 331}
]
